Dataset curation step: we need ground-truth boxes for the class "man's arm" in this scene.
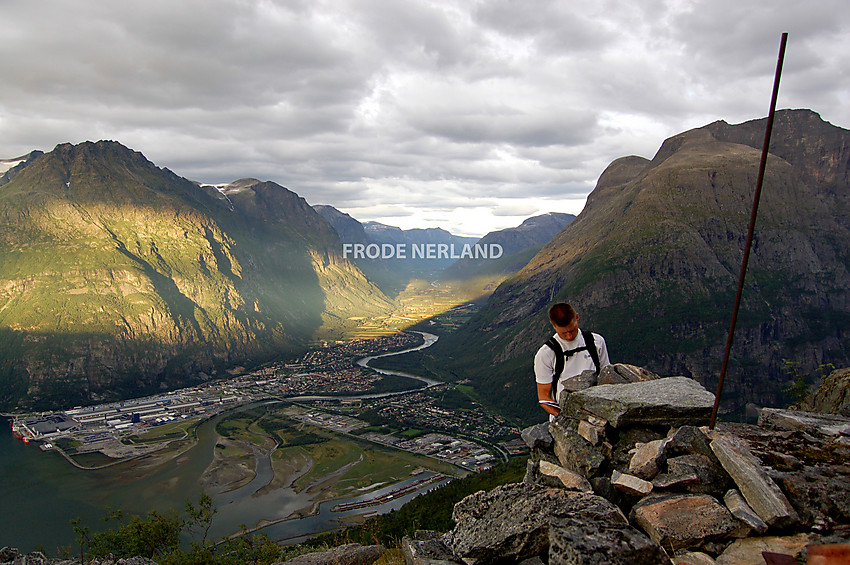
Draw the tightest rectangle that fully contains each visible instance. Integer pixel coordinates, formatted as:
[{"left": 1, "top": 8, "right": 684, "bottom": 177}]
[
  {"left": 534, "top": 345, "right": 559, "bottom": 415},
  {"left": 537, "top": 382, "right": 560, "bottom": 416}
]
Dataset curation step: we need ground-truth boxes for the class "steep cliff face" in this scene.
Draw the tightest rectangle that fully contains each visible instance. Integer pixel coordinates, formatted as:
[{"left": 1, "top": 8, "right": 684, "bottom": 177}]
[
  {"left": 0, "top": 141, "right": 390, "bottom": 410},
  {"left": 439, "top": 110, "right": 850, "bottom": 421},
  {"left": 313, "top": 205, "right": 408, "bottom": 295},
  {"left": 314, "top": 205, "right": 371, "bottom": 245},
  {"left": 799, "top": 367, "right": 850, "bottom": 416}
]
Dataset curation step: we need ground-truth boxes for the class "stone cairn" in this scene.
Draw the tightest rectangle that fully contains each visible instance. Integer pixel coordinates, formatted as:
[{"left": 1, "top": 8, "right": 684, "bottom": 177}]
[{"left": 402, "top": 364, "right": 850, "bottom": 565}]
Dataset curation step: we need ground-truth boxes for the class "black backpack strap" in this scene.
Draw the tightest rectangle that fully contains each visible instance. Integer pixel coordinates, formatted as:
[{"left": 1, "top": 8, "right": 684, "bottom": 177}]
[
  {"left": 543, "top": 337, "right": 564, "bottom": 397},
  {"left": 582, "top": 330, "right": 600, "bottom": 375}
]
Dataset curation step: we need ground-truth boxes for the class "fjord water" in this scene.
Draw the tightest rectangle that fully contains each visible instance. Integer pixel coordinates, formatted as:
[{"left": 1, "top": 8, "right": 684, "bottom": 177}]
[
  {"left": 0, "top": 407, "right": 311, "bottom": 553},
  {"left": 0, "top": 412, "right": 215, "bottom": 554},
  {"left": 1, "top": 408, "right": 447, "bottom": 555},
  {"left": 0, "top": 334, "right": 446, "bottom": 555}
]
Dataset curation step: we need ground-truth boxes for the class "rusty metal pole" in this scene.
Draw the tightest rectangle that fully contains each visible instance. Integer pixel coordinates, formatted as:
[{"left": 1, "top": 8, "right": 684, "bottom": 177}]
[{"left": 710, "top": 32, "right": 788, "bottom": 429}]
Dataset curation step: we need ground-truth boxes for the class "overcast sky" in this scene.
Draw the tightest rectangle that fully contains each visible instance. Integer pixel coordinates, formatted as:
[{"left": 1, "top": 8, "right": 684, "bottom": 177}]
[{"left": 1, "top": 1, "right": 848, "bottom": 236}]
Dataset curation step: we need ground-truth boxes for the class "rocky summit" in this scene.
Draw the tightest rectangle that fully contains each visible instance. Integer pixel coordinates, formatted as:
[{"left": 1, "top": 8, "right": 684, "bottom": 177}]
[{"left": 400, "top": 364, "right": 850, "bottom": 564}]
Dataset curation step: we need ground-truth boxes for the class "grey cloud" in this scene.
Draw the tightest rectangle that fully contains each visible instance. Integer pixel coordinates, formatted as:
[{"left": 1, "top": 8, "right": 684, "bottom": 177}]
[
  {"left": 353, "top": 0, "right": 478, "bottom": 69},
  {"left": 2, "top": 1, "right": 371, "bottom": 116},
  {"left": 491, "top": 203, "right": 542, "bottom": 217},
  {"left": 409, "top": 105, "right": 599, "bottom": 147},
  {"left": 1, "top": 0, "right": 849, "bottom": 236},
  {"left": 473, "top": 0, "right": 617, "bottom": 53}
]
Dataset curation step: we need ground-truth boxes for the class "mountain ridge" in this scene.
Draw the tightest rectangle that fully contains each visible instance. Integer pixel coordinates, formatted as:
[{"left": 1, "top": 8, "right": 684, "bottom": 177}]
[
  {"left": 429, "top": 109, "right": 850, "bottom": 423},
  {"left": 0, "top": 141, "right": 390, "bottom": 410}
]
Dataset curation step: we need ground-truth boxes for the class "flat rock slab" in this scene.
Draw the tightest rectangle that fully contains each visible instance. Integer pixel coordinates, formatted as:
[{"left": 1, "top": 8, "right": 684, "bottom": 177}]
[
  {"left": 653, "top": 468, "right": 700, "bottom": 490},
  {"left": 563, "top": 369, "right": 598, "bottom": 392},
  {"left": 710, "top": 435, "right": 799, "bottom": 528},
  {"left": 758, "top": 408, "right": 850, "bottom": 437},
  {"left": 612, "top": 469, "right": 654, "bottom": 496},
  {"left": 598, "top": 363, "right": 661, "bottom": 385},
  {"left": 715, "top": 533, "right": 811, "bottom": 565},
  {"left": 562, "top": 377, "right": 715, "bottom": 428},
  {"left": 632, "top": 494, "right": 737, "bottom": 550},
  {"left": 724, "top": 489, "right": 768, "bottom": 535}
]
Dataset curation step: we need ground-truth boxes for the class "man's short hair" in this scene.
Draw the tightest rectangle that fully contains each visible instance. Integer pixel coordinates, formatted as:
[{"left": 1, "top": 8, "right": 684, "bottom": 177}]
[{"left": 548, "top": 303, "right": 576, "bottom": 326}]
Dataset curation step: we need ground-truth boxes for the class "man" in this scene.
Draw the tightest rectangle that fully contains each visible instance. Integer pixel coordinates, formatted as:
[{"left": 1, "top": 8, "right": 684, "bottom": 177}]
[{"left": 534, "top": 303, "right": 610, "bottom": 418}]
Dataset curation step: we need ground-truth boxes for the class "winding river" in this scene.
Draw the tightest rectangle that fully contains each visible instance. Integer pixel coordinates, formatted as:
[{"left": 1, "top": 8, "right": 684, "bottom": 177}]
[
  {"left": 290, "top": 331, "right": 441, "bottom": 402},
  {"left": 0, "top": 331, "right": 444, "bottom": 554}
]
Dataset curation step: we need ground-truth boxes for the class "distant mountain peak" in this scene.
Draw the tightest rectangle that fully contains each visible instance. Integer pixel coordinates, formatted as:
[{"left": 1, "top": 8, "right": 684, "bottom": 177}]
[
  {"left": 514, "top": 212, "right": 576, "bottom": 231},
  {"left": 0, "top": 150, "right": 44, "bottom": 186},
  {"left": 0, "top": 152, "right": 38, "bottom": 173}
]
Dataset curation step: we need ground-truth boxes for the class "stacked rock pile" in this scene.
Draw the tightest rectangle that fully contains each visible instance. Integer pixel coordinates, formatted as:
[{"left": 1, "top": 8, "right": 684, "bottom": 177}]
[{"left": 402, "top": 364, "right": 850, "bottom": 564}]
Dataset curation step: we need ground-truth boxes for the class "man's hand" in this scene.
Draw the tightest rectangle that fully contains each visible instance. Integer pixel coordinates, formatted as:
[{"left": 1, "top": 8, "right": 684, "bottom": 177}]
[{"left": 537, "top": 382, "right": 560, "bottom": 416}]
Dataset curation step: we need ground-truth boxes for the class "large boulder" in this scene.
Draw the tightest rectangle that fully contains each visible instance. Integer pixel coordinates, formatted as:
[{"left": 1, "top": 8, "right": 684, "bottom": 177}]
[
  {"left": 447, "top": 483, "right": 626, "bottom": 563},
  {"left": 758, "top": 407, "right": 850, "bottom": 437}
]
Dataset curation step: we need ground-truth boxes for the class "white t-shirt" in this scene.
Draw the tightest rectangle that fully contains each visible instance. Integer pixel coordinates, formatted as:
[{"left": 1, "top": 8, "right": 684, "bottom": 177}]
[{"left": 534, "top": 330, "right": 610, "bottom": 404}]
